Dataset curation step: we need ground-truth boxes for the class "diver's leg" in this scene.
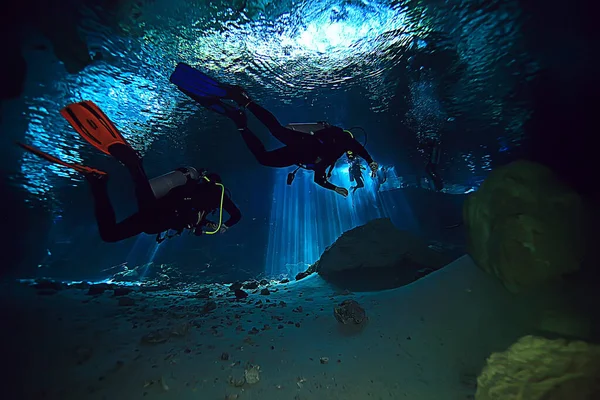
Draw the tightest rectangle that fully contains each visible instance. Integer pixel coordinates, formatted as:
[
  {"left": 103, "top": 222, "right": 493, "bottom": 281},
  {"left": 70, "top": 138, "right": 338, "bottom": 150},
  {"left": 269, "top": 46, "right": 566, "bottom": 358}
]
[
  {"left": 425, "top": 162, "right": 444, "bottom": 191},
  {"left": 356, "top": 175, "right": 365, "bottom": 189},
  {"left": 86, "top": 175, "right": 143, "bottom": 242},
  {"left": 228, "top": 86, "right": 304, "bottom": 145},
  {"left": 245, "top": 102, "right": 304, "bottom": 145},
  {"left": 245, "top": 102, "right": 281, "bottom": 131},
  {"left": 108, "top": 143, "right": 156, "bottom": 210},
  {"left": 239, "top": 126, "right": 302, "bottom": 167}
]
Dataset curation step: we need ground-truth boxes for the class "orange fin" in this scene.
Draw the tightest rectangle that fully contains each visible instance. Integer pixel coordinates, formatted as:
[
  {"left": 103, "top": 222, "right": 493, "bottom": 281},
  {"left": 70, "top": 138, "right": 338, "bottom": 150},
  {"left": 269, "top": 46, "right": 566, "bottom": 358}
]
[
  {"left": 60, "top": 100, "right": 130, "bottom": 155},
  {"left": 16, "top": 142, "right": 107, "bottom": 176}
]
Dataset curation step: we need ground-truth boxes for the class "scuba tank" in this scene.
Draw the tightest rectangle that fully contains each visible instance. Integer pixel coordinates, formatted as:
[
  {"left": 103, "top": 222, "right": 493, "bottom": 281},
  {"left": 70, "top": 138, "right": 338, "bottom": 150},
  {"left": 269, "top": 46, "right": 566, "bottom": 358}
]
[
  {"left": 284, "top": 122, "right": 367, "bottom": 186},
  {"left": 149, "top": 166, "right": 200, "bottom": 199},
  {"left": 284, "top": 122, "right": 340, "bottom": 185},
  {"left": 285, "top": 122, "right": 330, "bottom": 134}
]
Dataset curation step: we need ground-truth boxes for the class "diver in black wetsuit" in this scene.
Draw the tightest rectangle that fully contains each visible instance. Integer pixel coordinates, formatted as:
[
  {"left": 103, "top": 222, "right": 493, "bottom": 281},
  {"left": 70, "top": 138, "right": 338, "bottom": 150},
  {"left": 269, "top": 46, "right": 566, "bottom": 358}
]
[
  {"left": 375, "top": 166, "right": 388, "bottom": 192},
  {"left": 422, "top": 137, "right": 444, "bottom": 191},
  {"left": 223, "top": 89, "right": 379, "bottom": 197},
  {"left": 87, "top": 144, "right": 241, "bottom": 243},
  {"left": 18, "top": 100, "right": 242, "bottom": 245},
  {"left": 347, "top": 152, "right": 366, "bottom": 193}
]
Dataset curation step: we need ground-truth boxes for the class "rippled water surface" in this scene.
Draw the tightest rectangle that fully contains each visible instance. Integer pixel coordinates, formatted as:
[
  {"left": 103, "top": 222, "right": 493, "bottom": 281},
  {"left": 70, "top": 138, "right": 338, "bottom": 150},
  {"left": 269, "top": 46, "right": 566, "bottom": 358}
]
[{"left": 12, "top": 0, "right": 538, "bottom": 204}]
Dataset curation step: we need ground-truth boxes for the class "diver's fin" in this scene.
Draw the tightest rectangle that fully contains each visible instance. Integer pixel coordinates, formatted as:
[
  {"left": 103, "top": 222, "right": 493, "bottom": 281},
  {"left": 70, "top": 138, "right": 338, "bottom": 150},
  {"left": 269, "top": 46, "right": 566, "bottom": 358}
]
[
  {"left": 16, "top": 142, "right": 107, "bottom": 176},
  {"left": 179, "top": 88, "right": 244, "bottom": 118},
  {"left": 170, "top": 62, "right": 230, "bottom": 98},
  {"left": 60, "top": 100, "right": 130, "bottom": 155}
]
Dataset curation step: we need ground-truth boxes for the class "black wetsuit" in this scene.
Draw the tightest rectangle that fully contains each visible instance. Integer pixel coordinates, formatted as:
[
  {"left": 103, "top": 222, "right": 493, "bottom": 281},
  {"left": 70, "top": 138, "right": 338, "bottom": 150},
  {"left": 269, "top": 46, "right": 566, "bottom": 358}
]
[
  {"left": 423, "top": 138, "right": 444, "bottom": 191},
  {"left": 238, "top": 102, "right": 374, "bottom": 191},
  {"left": 88, "top": 149, "right": 241, "bottom": 243}
]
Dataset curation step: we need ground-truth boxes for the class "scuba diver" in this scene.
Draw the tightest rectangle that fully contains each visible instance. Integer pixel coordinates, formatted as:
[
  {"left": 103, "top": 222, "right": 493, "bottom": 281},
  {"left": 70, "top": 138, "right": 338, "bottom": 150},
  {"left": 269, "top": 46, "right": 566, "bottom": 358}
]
[
  {"left": 347, "top": 152, "right": 366, "bottom": 193},
  {"left": 420, "top": 136, "right": 444, "bottom": 192},
  {"left": 374, "top": 165, "right": 389, "bottom": 192},
  {"left": 169, "top": 62, "right": 379, "bottom": 198},
  {"left": 17, "top": 100, "right": 241, "bottom": 243}
]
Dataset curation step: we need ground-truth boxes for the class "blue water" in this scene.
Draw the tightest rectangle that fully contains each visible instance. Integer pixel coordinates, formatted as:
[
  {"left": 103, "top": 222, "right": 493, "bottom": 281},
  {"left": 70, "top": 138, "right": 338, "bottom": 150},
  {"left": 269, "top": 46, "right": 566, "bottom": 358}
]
[{"left": 3, "top": 0, "right": 545, "bottom": 281}]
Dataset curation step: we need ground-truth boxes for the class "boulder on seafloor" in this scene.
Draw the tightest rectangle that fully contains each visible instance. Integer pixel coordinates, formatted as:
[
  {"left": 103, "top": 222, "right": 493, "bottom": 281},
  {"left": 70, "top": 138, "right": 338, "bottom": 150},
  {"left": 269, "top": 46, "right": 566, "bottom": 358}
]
[
  {"left": 475, "top": 335, "right": 600, "bottom": 400},
  {"left": 334, "top": 300, "right": 367, "bottom": 326},
  {"left": 312, "top": 218, "right": 456, "bottom": 291},
  {"left": 87, "top": 283, "right": 113, "bottom": 296},
  {"left": 463, "top": 160, "right": 591, "bottom": 293},
  {"left": 113, "top": 287, "right": 132, "bottom": 297},
  {"left": 32, "top": 279, "right": 65, "bottom": 292}
]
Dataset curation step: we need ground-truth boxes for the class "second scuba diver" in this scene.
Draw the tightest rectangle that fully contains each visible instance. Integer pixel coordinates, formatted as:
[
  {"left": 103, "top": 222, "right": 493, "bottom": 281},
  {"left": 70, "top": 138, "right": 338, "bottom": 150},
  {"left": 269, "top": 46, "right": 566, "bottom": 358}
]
[
  {"left": 18, "top": 100, "right": 241, "bottom": 243},
  {"left": 420, "top": 136, "right": 444, "bottom": 191},
  {"left": 347, "top": 152, "right": 367, "bottom": 193},
  {"left": 169, "top": 62, "right": 379, "bottom": 198}
]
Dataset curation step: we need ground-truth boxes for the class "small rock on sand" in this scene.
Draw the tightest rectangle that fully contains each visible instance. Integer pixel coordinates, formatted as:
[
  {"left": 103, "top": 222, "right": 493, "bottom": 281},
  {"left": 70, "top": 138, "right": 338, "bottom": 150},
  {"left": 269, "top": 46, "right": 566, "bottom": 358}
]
[{"left": 118, "top": 297, "right": 135, "bottom": 306}]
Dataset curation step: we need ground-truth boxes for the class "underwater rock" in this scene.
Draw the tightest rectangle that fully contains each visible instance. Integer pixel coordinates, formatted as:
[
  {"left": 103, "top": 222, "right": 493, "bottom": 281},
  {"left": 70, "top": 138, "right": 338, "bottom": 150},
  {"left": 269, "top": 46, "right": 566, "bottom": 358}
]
[
  {"left": 74, "top": 346, "right": 93, "bottom": 365},
  {"left": 87, "top": 283, "right": 111, "bottom": 296},
  {"left": 260, "top": 288, "right": 270, "bottom": 295},
  {"left": 476, "top": 335, "right": 600, "bottom": 400},
  {"left": 113, "top": 287, "right": 132, "bottom": 297},
  {"left": 464, "top": 160, "right": 590, "bottom": 293},
  {"left": 141, "top": 323, "right": 190, "bottom": 345},
  {"left": 118, "top": 297, "right": 135, "bottom": 307},
  {"left": 139, "top": 285, "right": 166, "bottom": 293},
  {"left": 244, "top": 364, "right": 260, "bottom": 384},
  {"left": 334, "top": 300, "right": 367, "bottom": 326},
  {"left": 234, "top": 289, "right": 248, "bottom": 299},
  {"left": 111, "top": 268, "right": 139, "bottom": 282},
  {"left": 193, "top": 287, "right": 211, "bottom": 298},
  {"left": 280, "top": 278, "right": 290, "bottom": 284},
  {"left": 228, "top": 373, "right": 245, "bottom": 388},
  {"left": 70, "top": 282, "right": 90, "bottom": 290},
  {"left": 314, "top": 218, "right": 453, "bottom": 291},
  {"left": 33, "top": 279, "right": 64, "bottom": 291},
  {"left": 295, "top": 271, "right": 311, "bottom": 281},
  {"left": 537, "top": 307, "right": 592, "bottom": 340},
  {"left": 141, "top": 331, "right": 169, "bottom": 345},
  {"left": 203, "top": 300, "right": 217, "bottom": 313},
  {"left": 230, "top": 282, "right": 243, "bottom": 291},
  {"left": 242, "top": 281, "right": 259, "bottom": 290},
  {"left": 112, "top": 262, "right": 186, "bottom": 285},
  {"left": 414, "top": 267, "right": 435, "bottom": 280},
  {"left": 36, "top": 289, "right": 59, "bottom": 296},
  {"left": 33, "top": 2, "right": 96, "bottom": 75},
  {"left": 0, "top": 12, "right": 26, "bottom": 101}
]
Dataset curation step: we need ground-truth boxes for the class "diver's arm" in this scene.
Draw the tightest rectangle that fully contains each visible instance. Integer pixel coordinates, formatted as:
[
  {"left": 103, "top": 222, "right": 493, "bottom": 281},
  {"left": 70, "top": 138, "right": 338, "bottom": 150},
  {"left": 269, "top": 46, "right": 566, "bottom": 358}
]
[
  {"left": 313, "top": 168, "right": 337, "bottom": 191},
  {"left": 222, "top": 195, "right": 242, "bottom": 227}
]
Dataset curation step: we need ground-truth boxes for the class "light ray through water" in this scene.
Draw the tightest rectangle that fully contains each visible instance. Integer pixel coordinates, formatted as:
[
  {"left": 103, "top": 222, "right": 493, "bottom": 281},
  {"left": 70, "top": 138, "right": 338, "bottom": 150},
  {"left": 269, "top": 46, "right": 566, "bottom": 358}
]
[{"left": 265, "top": 164, "right": 394, "bottom": 278}]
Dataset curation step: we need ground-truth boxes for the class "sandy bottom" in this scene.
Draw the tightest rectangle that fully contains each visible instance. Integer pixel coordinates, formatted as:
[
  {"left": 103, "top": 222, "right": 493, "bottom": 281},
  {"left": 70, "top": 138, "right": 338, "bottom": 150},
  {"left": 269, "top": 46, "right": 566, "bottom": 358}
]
[{"left": 3, "top": 256, "right": 538, "bottom": 400}]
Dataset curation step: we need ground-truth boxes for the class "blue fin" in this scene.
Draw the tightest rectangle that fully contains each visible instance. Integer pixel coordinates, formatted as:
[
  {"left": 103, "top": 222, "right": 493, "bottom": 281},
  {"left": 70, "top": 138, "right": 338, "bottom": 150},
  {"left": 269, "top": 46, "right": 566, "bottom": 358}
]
[
  {"left": 179, "top": 88, "right": 237, "bottom": 116},
  {"left": 169, "top": 62, "right": 229, "bottom": 98}
]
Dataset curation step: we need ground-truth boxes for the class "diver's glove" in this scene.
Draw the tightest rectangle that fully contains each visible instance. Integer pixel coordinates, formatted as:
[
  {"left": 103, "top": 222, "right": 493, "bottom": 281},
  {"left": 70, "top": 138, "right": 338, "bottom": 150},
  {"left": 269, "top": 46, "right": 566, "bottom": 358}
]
[
  {"left": 228, "top": 85, "right": 252, "bottom": 108},
  {"left": 334, "top": 187, "right": 349, "bottom": 197},
  {"left": 369, "top": 161, "right": 379, "bottom": 177}
]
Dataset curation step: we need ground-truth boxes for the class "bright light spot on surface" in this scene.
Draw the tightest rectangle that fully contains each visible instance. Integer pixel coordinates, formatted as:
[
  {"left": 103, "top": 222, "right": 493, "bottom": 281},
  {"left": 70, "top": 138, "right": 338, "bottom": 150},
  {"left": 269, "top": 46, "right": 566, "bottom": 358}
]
[{"left": 177, "top": 2, "right": 413, "bottom": 78}]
